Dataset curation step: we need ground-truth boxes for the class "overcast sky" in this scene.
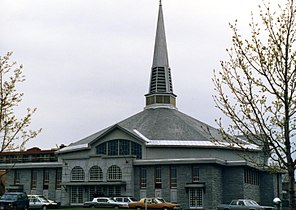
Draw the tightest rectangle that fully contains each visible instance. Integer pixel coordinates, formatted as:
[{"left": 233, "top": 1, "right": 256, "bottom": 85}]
[{"left": 0, "top": 0, "right": 284, "bottom": 150}]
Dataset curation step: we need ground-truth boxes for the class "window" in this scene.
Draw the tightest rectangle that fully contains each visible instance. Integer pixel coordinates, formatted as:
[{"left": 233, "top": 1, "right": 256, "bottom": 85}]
[
  {"left": 170, "top": 166, "right": 177, "bottom": 188},
  {"left": 31, "top": 170, "right": 38, "bottom": 190},
  {"left": 119, "top": 140, "right": 130, "bottom": 155},
  {"left": 189, "top": 188, "right": 203, "bottom": 208},
  {"left": 131, "top": 142, "right": 142, "bottom": 159},
  {"left": 154, "top": 166, "right": 162, "bottom": 189},
  {"left": 107, "top": 186, "right": 121, "bottom": 196},
  {"left": 244, "top": 167, "right": 259, "bottom": 185},
  {"left": 192, "top": 165, "right": 199, "bottom": 182},
  {"left": 89, "top": 166, "right": 103, "bottom": 181},
  {"left": 108, "top": 140, "right": 119, "bottom": 156},
  {"left": 14, "top": 170, "right": 20, "bottom": 185},
  {"left": 56, "top": 168, "right": 62, "bottom": 189},
  {"left": 96, "top": 140, "right": 142, "bottom": 159},
  {"left": 71, "top": 166, "right": 85, "bottom": 181},
  {"left": 71, "top": 186, "right": 83, "bottom": 204},
  {"left": 43, "top": 169, "right": 49, "bottom": 190},
  {"left": 89, "top": 186, "right": 104, "bottom": 200},
  {"left": 140, "top": 167, "right": 147, "bottom": 188},
  {"left": 107, "top": 165, "right": 122, "bottom": 181},
  {"left": 97, "top": 142, "right": 107, "bottom": 155}
]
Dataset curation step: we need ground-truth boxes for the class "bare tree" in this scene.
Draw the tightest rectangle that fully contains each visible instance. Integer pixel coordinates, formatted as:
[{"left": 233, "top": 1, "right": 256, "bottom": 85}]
[
  {"left": 213, "top": 0, "right": 296, "bottom": 208},
  {"left": 0, "top": 52, "right": 41, "bottom": 152}
]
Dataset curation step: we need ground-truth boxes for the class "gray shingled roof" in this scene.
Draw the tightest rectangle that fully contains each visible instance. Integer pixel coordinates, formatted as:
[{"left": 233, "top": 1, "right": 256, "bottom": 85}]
[
  {"left": 117, "top": 108, "right": 220, "bottom": 141},
  {"left": 66, "top": 107, "right": 223, "bottom": 149}
]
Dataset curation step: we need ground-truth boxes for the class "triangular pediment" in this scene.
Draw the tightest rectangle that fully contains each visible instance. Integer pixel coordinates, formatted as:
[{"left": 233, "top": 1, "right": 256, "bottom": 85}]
[{"left": 89, "top": 124, "right": 147, "bottom": 147}]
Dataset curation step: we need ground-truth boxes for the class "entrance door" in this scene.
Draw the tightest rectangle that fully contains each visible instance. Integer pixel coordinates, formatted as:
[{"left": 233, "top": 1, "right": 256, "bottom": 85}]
[
  {"left": 189, "top": 188, "right": 203, "bottom": 208},
  {"left": 71, "top": 186, "right": 84, "bottom": 205}
]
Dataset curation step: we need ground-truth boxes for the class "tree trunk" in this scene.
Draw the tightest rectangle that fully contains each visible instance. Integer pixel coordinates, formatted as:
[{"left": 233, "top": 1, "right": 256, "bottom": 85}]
[{"left": 288, "top": 164, "right": 296, "bottom": 209}]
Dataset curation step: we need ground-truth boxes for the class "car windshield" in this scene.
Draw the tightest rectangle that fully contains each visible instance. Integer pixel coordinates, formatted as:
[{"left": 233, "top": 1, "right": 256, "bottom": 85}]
[
  {"left": 156, "top": 198, "right": 166, "bottom": 203},
  {"left": 245, "top": 200, "right": 259, "bottom": 206},
  {"left": 153, "top": 199, "right": 162, "bottom": 204},
  {"left": 38, "top": 196, "right": 49, "bottom": 202},
  {"left": 130, "top": 198, "right": 137, "bottom": 202},
  {"left": 1, "top": 194, "right": 17, "bottom": 201}
]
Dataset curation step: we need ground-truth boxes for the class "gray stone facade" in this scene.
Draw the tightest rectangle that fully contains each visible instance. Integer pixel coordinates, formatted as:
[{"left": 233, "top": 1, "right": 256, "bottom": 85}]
[{"left": 0, "top": 2, "right": 283, "bottom": 210}]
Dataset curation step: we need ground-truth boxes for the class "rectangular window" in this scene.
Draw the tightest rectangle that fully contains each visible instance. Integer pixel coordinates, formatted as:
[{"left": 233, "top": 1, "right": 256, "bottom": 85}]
[
  {"left": 119, "top": 140, "right": 130, "bottom": 155},
  {"left": 107, "top": 186, "right": 121, "bottom": 197},
  {"left": 244, "top": 167, "right": 259, "bottom": 185},
  {"left": 131, "top": 142, "right": 142, "bottom": 159},
  {"left": 14, "top": 170, "right": 20, "bottom": 185},
  {"left": 108, "top": 140, "right": 118, "bottom": 155},
  {"left": 31, "top": 170, "right": 38, "bottom": 190},
  {"left": 43, "top": 169, "right": 49, "bottom": 190},
  {"left": 170, "top": 166, "right": 177, "bottom": 188},
  {"left": 155, "top": 166, "right": 162, "bottom": 189},
  {"left": 189, "top": 188, "right": 203, "bottom": 208},
  {"left": 140, "top": 167, "right": 147, "bottom": 189},
  {"left": 56, "top": 168, "right": 62, "bottom": 189},
  {"left": 192, "top": 165, "right": 199, "bottom": 183},
  {"left": 97, "top": 143, "right": 107, "bottom": 155},
  {"left": 71, "top": 186, "right": 83, "bottom": 204}
]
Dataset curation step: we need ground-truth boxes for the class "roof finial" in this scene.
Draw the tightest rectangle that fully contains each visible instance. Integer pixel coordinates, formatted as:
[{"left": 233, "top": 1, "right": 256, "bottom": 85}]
[{"left": 159, "top": 0, "right": 162, "bottom": 6}]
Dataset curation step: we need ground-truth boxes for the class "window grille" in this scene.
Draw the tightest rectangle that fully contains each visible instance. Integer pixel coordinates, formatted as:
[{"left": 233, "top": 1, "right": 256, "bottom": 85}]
[
  {"left": 131, "top": 142, "right": 142, "bottom": 159},
  {"left": 140, "top": 167, "right": 147, "bottom": 188},
  {"left": 96, "top": 140, "right": 142, "bottom": 159},
  {"left": 31, "top": 170, "right": 38, "bottom": 190},
  {"left": 71, "top": 166, "right": 85, "bottom": 181},
  {"left": 56, "top": 168, "right": 62, "bottom": 189},
  {"left": 192, "top": 165, "right": 199, "bottom": 183},
  {"left": 107, "top": 186, "right": 121, "bottom": 196},
  {"left": 97, "top": 142, "right": 107, "bottom": 155},
  {"left": 154, "top": 166, "right": 162, "bottom": 189},
  {"left": 14, "top": 170, "right": 20, "bottom": 185},
  {"left": 108, "top": 140, "right": 119, "bottom": 156},
  {"left": 43, "top": 169, "right": 49, "bottom": 189},
  {"left": 71, "top": 186, "right": 84, "bottom": 204},
  {"left": 107, "top": 165, "right": 122, "bottom": 181},
  {"left": 170, "top": 166, "right": 177, "bottom": 188},
  {"left": 119, "top": 140, "right": 130, "bottom": 155},
  {"left": 89, "top": 166, "right": 103, "bottom": 181},
  {"left": 244, "top": 167, "right": 260, "bottom": 185},
  {"left": 189, "top": 188, "right": 203, "bottom": 208}
]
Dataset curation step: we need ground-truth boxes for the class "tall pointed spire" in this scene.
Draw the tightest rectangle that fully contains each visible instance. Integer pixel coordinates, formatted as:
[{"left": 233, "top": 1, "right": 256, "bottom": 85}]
[{"left": 145, "top": 1, "right": 177, "bottom": 109}]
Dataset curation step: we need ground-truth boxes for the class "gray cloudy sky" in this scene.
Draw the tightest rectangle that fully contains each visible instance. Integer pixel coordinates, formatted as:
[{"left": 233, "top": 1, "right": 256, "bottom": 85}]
[{"left": 0, "top": 0, "right": 281, "bottom": 149}]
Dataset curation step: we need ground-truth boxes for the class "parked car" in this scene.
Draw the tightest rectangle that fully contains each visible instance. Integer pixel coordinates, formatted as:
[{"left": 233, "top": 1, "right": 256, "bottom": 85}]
[
  {"left": 28, "top": 195, "right": 58, "bottom": 209},
  {"left": 113, "top": 197, "right": 137, "bottom": 204},
  {"left": 83, "top": 197, "right": 129, "bottom": 208},
  {"left": 217, "top": 199, "right": 274, "bottom": 210},
  {"left": 0, "top": 192, "right": 29, "bottom": 210},
  {"left": 128, "top": 198, "right": 181, "bottom": 210}
]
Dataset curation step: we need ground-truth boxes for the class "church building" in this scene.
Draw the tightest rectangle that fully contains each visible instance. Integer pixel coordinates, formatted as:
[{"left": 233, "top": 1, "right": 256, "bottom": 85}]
[{"left": 1, "top": 2, "right": 281, "bottom": 210}]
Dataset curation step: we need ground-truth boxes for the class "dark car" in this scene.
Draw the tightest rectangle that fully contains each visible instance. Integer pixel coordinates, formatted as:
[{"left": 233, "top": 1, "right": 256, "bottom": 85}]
[
  {"left": 217, "top": 199, "right": 274, "bottom": 210},
  {"left": 0, "top": 192, "right": 29, "bottom": 210}
]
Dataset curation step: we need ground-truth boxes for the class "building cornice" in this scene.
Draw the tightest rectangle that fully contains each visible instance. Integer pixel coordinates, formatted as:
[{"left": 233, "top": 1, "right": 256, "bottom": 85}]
[{"left": 0, "top": 162, "right": 62, "bottom": 169}]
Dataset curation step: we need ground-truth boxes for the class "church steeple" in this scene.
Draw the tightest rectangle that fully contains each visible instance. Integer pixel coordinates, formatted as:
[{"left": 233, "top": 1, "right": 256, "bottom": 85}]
[{"left": 145, "top": 1, "right": 177, "bottom": 109}]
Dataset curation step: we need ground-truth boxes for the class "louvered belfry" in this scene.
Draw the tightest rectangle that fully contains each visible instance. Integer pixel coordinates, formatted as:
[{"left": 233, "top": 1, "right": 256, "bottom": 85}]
[{"left": 145, "top": 1, "right": 177, "bottom": 109}]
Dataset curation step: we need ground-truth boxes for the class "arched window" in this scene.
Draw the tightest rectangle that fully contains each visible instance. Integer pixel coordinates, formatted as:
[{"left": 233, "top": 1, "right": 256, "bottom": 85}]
[
  {"left": 96, "top": 140, "right": 142, "bottom": 159},
  {"left": 89, "top": 166, "right": 103, "bottom": 181},
  {"left": 107, "top": 165, "right": 122, "bottom": 181},
  {"left": 71, "top": 166, "right": 85, "bottom": 181}
]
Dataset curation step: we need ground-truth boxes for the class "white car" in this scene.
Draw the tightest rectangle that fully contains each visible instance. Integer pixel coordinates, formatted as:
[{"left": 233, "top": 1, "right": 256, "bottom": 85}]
[
  {"left": 113, "top": 197, "right": 137, "bottom": 204},
  {"left": 28, "top": 195, "right": 58, "bottom": 210},
  {"left": 83, "top": 197, "right": 129, "bottom": 208}
]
